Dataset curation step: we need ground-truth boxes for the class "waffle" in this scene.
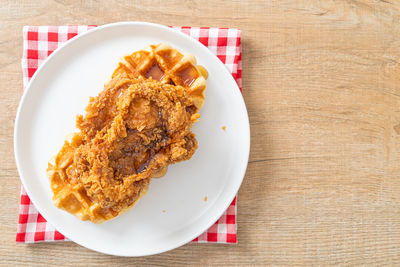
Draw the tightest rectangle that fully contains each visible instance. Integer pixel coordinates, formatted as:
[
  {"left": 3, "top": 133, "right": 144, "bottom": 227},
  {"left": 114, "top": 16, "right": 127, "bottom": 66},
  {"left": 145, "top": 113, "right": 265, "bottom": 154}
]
[
  {"left": 112, "top": 43, "right": 208, "bottom": 111},
  {"left": 47, "top": 76, "right": 199, "bottom": 223}
]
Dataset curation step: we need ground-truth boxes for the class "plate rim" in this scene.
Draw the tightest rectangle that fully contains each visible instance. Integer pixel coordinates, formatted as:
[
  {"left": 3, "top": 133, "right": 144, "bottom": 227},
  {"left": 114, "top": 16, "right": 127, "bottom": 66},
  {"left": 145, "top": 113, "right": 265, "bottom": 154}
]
[{"left": 14, "top": 21, "right": 250, "bottom": 256}]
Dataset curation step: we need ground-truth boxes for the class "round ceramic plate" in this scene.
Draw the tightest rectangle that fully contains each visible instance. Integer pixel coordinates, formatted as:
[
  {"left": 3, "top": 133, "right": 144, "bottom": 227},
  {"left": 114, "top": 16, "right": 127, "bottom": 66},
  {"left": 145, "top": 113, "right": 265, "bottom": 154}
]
[{"left": 14, "top": 22, "right": 250, "bottom": 256}]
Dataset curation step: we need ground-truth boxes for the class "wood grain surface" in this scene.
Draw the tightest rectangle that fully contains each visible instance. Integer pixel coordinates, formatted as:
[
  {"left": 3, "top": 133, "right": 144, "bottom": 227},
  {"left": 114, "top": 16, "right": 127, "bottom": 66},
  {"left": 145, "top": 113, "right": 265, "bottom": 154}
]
[{"left": 1, "top": 0, "right": 400, "bottom": 265}]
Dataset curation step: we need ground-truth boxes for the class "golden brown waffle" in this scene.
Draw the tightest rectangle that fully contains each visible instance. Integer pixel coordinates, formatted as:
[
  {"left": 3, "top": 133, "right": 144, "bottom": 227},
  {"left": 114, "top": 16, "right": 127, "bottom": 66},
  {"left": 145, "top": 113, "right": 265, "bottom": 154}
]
[
  {"left": 47, "top": 76, "right": 199, "bottom": 223},
  {"left": 112, "top": 43, "right": 208, "bottom": 110}
]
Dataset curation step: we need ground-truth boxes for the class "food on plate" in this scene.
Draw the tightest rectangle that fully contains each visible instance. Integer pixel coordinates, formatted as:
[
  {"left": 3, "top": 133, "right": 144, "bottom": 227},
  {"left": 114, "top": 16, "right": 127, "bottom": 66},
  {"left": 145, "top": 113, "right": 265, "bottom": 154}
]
[{"left": 47, "top": 44, "right": 207, "bottom": 223}]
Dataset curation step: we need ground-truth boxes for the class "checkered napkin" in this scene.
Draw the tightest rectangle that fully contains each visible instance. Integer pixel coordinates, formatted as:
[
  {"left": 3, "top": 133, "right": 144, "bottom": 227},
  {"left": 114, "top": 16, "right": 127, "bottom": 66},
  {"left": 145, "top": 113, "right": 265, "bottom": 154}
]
[{"left": 17, "top": 25, "right": 242, "bottom": 244}]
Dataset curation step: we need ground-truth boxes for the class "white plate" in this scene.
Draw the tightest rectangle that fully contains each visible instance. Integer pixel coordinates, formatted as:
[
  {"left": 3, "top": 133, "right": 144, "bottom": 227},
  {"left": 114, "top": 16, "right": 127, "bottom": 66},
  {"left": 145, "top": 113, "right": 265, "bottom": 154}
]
[{"left": 14, "top": 22, "right": 250, "bottom": 256}]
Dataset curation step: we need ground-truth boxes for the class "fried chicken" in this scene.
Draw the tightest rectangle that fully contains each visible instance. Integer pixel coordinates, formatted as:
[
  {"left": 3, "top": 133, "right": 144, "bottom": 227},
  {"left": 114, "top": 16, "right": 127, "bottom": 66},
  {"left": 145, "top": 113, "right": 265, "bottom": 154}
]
[{"left": 47, "top": 76, "right": 199, "bottom": 222}]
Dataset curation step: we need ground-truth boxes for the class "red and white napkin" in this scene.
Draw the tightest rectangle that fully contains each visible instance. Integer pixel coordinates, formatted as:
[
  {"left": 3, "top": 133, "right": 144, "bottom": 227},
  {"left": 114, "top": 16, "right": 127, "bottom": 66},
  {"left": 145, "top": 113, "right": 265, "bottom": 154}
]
[{"left": 17, "top": 25, "right": 242, "bottom": 244}]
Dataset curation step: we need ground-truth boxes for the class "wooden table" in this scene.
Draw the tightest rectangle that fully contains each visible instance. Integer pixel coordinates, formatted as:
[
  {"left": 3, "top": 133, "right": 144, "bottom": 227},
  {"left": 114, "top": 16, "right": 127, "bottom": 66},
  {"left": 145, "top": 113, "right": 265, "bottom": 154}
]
[{"left": 2, "top": 1, "right": 400, "bottom": 265}]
